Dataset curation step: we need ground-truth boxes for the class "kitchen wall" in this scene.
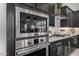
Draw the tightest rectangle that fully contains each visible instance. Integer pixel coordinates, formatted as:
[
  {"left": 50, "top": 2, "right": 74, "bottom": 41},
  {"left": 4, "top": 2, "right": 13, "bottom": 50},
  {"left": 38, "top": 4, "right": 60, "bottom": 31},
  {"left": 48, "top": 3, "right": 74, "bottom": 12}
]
[{"left": 0, "top": 3, "right": 6, "bottom": 56}]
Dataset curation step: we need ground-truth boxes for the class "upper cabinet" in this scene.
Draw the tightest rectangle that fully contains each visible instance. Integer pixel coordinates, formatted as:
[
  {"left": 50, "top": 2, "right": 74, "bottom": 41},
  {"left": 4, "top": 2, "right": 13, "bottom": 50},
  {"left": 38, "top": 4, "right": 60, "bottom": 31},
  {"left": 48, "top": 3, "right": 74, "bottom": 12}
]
[
  {"left": 23, "top": 3, "right": 36, "bottom": 8},
  {"left": 70, "top": 11, "right": 75, "bottom": 27},
  {"left": 74, "top": 11, "right": 79, "bottom": 27},
  {"left": 48, "top": 4, "right": 55, "bottom": 15},
  {"left": 60, "top": 6, "right": 75, "bottom": 27},
  {"left": 37, "top": 3, "right": 49, "bottom": 12},
  {"left": 49, "top": 15, "right": 55, "bottom": 26},
  {"left": 61, "top": 6, "right": 70, "bottom": 17},
  {"left": 48, "top": 4, "right": 55, "bottom": 26},
  {"left": 25, "top": 3, "right": 49, "bottom": 13}
]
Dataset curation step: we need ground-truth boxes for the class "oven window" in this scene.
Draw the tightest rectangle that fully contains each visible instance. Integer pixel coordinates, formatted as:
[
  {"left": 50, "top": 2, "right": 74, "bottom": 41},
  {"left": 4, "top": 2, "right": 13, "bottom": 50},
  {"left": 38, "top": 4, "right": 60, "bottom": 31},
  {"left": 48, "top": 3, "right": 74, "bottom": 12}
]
[{"left": 20, "top": 12, "right": 47, "bottom": 33}]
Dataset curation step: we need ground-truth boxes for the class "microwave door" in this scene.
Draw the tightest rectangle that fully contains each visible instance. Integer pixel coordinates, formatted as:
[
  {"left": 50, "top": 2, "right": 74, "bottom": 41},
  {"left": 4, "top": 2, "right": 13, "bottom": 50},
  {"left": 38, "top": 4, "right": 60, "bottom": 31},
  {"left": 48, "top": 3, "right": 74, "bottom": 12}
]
[{"left": 16, "top": 7, "right": 48, "bottom": 38}]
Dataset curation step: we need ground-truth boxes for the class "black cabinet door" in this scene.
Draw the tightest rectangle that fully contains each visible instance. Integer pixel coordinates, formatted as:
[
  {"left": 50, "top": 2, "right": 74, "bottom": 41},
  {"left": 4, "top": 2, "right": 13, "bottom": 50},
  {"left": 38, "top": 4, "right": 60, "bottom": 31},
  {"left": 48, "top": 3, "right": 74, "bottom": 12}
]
[
  {"left": 37, "top": 3, "right": 49, "bottom": 12},
  {"left": 49, "top": 40, "right": 64, "bottom": 56},
  {"left": 49, "top": 15, "right": 55, "bottom": 26},
  {"left": 63, "top": 38, "right": 73, "bottom": 56},
  {"left": 61, "top": 6, "right": 67, "bottom": 16},
  {"left": 49, "top": 46, "right": 58, "bottom": 56},
  {"left": 70, "top": 12, "right": 75, "bottom": 27},
  {"left": 57, "top": 44, "right": 64, "bottom": 56},
  {"left": 60, "top": 6, "right": 70, "bottom": 27},
  {"left": 49, "top": 4, "right": 55, "bottom": 26},
  {"left": 60, "top": 6, "right": 74, "bottom": 27},
  {"left": 63, "top": 39, "right": 69, "bottom": 56},
  {"left": 77, "top": 35, "right": 79, "bottom": 48},
  {"left": 48, "top": 4, "right": 55, "bottom": 15},
  {"left": 74, "top": 11, "right": 79, "bottom": 27},
  {"left": 24, "top": 3, "right": 36, "bottom": 8},
  {"left": 60, "top": 19, "right": 70, "bottom": 27}
]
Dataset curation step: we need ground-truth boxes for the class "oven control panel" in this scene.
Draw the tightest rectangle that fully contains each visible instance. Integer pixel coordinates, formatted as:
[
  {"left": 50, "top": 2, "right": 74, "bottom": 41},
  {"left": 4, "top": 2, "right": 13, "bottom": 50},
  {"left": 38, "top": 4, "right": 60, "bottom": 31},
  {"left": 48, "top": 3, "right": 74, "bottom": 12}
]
[{"left": 16, "top": 36, "right": 48, "bottom": 49}]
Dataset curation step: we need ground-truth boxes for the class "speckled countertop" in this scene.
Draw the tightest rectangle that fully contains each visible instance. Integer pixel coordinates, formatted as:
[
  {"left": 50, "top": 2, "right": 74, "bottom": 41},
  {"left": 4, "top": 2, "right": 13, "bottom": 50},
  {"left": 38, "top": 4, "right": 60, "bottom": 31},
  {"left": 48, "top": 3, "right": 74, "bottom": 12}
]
[{"left": 49, "top": 33, "right": 79, "bottom": 43}]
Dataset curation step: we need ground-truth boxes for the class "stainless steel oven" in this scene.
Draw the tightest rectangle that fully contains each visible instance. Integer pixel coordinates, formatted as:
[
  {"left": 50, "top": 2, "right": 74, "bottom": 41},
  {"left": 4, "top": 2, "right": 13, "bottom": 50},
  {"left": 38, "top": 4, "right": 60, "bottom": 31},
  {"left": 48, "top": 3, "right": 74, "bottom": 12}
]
[
  {"left": 15, "top": 6, "right": 49, "bottom": 38},
  {"left": 15, "top": 42, "right": 48, "bottom": 56}
]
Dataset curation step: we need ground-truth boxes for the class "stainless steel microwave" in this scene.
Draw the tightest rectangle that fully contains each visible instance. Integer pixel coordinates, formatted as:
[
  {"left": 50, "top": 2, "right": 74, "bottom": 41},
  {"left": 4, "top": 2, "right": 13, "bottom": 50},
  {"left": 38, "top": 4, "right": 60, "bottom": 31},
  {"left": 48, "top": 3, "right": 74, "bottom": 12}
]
[{"left": 15, "top": 7, "right": 49, "bottom": 38}]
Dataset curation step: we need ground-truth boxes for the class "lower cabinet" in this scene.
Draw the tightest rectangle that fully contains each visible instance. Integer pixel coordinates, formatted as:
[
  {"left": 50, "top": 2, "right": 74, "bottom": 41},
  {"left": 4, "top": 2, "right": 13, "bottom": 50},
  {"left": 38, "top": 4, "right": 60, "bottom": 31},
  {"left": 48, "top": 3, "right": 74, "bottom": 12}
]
[
  {"left": 49, "top": 35, "right": 79, "bottom": 56},
  {"left": 49, "top": 40, "right": 64, "bottom": 56},
  {"left": 49, "top": 36, "right": 79, "bottom": 56},
  {"left": 63, "top": 38, "right": 74, "bottom": 56},
  {"left": 77, "top": 35, "right": 79, "bottom": 48},
  {"left": 63, "top": 39, "right": 69, "bottom": 56}
]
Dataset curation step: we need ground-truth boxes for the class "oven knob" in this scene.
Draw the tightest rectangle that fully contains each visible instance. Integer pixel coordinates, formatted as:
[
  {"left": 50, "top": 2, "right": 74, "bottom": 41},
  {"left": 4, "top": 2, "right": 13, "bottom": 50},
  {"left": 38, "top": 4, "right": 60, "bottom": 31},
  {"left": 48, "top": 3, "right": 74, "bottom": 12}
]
[{"left": 28, "top": 42, "right": 31, "bottom": 45}]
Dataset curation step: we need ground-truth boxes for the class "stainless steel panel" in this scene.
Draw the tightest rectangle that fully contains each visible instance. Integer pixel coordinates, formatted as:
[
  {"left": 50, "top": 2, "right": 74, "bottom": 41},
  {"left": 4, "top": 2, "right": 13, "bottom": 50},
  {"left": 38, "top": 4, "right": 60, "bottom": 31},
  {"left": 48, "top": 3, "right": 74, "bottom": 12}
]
[
  {"left": 15, "top": 43, "right": 48, "bottom": 56},
  {"left": 24, "top": 39, "right": 34, "bottom": 47},
  {"left": 16, "top": 40, "right": 25, "bottom": 49},
  {"left": 39, "top": 37, "right": 47, "bottom": 43}
]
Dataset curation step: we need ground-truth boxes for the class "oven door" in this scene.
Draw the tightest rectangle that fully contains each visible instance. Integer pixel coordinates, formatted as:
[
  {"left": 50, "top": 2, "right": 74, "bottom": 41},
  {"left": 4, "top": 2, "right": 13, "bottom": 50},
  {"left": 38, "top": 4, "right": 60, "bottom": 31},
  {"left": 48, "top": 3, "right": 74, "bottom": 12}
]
[{"left": 15, "top": 6, "right": 49, "bottom": 38}]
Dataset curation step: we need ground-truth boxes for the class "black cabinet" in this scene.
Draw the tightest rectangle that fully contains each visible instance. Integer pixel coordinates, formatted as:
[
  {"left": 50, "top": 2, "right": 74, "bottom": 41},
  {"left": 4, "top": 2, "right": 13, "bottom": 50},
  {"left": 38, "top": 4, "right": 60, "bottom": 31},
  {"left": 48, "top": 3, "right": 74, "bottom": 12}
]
[
  {"left": 48, "top": 4, "right": 55, "bottom": 15},
  {"left": 49, "top": 15, "right": 55, "bottom": 26},
  {"left": 60, "top": 6, "right": 74, "bottom": 27},
  {"left": 60, "top": 6, "right": 70, "bottom": 27},
  {"left": 49, "top": 35, "right": 79, "bottom": 56},
  {"left": 70, "top": 12, "right": 75, "bottom": 27},
  {"left": 63, "top": 38, "right": 72, "bottom": 56},
  {"left": 63, "top": 38, "right": 74, "bottom": 56},
  {"left": 37, "top": 3, "right": 49, "bottom": 12},
  {"left": 24, "top": 3, "right": 36, "bottom": 8},
  {"left": 63, "top": 39, "right": 69, "bottom": 56},
  {"left": 49, "top": 40, "right": 64, "bottom": 56},
  {"left": 60, "top": 19, "right": 70, "bottom": 27},
  {"left": 23, "top": 3, "right": 50, "bottom": 14},
  {"left": 77, "top": 35, "right": 79, "bottom": 48},
  {"left": 49, "top": 4, "right": 55, "bottom": 26},
  {"left": 74, "top": 11, "right": 79, "bottom": 27}
]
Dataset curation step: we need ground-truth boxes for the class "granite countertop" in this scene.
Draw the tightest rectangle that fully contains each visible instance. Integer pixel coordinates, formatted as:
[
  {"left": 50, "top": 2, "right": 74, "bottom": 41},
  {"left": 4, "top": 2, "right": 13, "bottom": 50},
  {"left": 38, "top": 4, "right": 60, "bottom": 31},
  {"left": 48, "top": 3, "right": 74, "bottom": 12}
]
[{"left": 49, "top": 33, "right": 79, "bottom": 42}]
